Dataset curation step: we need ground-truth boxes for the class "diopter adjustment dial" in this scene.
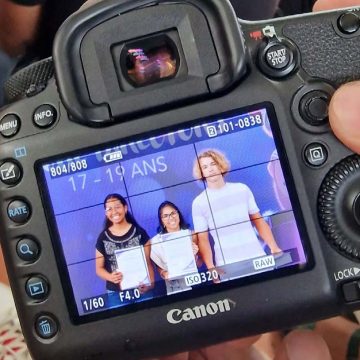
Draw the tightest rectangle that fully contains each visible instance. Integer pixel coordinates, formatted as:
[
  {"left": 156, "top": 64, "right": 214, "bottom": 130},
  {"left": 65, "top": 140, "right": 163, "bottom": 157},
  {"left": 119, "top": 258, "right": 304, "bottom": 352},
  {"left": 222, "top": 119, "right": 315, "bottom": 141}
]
[{"left": 318, "top": 155, "right": 360, "bottom": 260}]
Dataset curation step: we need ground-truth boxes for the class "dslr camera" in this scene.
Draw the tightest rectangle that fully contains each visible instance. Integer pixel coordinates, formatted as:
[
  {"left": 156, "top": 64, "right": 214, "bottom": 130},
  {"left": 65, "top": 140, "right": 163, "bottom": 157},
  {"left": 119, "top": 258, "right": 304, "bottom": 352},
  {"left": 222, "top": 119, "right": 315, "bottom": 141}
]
[{"left": 1, "top": 0, "right": 360, "bottom": 359}]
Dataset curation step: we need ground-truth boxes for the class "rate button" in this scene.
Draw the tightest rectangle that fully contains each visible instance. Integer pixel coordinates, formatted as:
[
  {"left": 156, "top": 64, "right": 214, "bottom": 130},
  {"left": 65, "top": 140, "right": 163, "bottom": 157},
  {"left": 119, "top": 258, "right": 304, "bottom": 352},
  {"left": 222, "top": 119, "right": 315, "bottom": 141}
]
[{"left": 7, "top": 199, "right": 31, "bottom": 224}]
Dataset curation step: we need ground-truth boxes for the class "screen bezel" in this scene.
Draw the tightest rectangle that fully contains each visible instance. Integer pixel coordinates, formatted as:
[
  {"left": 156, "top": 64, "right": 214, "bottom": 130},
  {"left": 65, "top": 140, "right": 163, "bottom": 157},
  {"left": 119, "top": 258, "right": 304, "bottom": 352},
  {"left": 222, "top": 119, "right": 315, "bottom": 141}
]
[{"left": 35, "top": 102, "right": 314, "bottom": 325}]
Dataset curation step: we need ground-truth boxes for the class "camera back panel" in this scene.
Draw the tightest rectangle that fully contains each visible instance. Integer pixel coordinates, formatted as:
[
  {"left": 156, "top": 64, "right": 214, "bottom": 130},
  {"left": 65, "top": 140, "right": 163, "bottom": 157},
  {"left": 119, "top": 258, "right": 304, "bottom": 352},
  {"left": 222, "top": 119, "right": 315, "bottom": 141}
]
[{"left": 1, "top": 1, "right": 360, "bottom": 359}]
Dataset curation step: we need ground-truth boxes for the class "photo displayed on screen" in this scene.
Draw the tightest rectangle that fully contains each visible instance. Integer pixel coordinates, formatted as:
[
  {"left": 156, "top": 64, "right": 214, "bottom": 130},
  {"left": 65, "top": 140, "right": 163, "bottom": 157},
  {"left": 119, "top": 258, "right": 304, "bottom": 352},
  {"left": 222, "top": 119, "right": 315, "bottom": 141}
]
[{"left": 40, "top": 106, "right": 307, "bottom": 317}]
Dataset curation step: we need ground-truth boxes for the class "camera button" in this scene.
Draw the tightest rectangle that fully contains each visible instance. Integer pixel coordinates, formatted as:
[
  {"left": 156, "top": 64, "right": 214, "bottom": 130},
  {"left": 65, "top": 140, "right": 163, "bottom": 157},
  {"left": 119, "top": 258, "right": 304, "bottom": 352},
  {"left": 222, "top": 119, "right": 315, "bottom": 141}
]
[
  {"left": 25, "top": 276, "right": 49, "bottom": 301},
  {"left": 353, "top": 193, "right": 360, "bottom": 227},
  {"left": 35, "top": 315, "right": 58, "bottom": 339},
  {"left": 0, "top": 160, "right": 22, "bottom": 186},
  {"left": 258, "top": 39, "right": 298, "bottom": 79},
  {"left": 304, "top": 142, "right": 328, "bottom": 167},
  {"left": 0, "top": 114, "right": 21, "bottom": 138},
  {"left": 33, "top": 104, "right": 57, "bottom": 128},
  {"left": 7, "top": 199, "right": 31, "bottom": 224},
  {"left": 299, "top": 90, "right": 330, "bottom": 126},
  {"left": 265, "top": 43, "right": 291, "bottom": 70},
  {"left": 17, "top": 238, "right": 40, "bottom": 262},
  {"left": 338, "top": 12, "right": 360, "bottom": 35},
  {"left": 343, "top": 281, "right": 360, "bottom": 303}
]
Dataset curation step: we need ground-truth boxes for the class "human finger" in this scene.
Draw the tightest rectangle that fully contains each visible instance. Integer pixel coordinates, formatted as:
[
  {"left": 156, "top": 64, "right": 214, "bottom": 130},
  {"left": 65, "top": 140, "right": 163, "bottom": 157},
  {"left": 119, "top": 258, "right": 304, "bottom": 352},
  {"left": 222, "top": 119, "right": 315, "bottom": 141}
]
[
  {"left": 329, "top": 82, "right": 360, "bottom": 154},
  {"left": 189, "top": 335, "right": 261, "bottom": 360},
  {"left": 313, "top": 0, "right": 360, "bottom": 12},
  {"left": 79, "top": 0, "right": 103, "bottom": 11},
  {"left": 160, "top": 352, "right": 189, "bottom": 360},
  {"left": 274, "top": 330, "right": 331, "bottom": 360}
]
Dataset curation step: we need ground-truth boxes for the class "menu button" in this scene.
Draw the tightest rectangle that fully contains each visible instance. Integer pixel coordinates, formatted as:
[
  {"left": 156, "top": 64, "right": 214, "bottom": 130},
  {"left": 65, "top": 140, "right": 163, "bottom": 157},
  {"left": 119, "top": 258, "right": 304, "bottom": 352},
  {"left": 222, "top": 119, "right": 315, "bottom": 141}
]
[{"left": 0, "top": 114, "right": 20, "bottom": 138}]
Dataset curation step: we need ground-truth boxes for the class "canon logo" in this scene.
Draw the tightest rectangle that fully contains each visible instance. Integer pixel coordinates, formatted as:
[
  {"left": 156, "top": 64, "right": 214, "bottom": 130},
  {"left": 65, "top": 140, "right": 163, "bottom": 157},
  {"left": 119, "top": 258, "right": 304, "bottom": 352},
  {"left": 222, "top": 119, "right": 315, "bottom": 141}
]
[{"left": 167, "top": 299, "right": 236, "bottom": 324}]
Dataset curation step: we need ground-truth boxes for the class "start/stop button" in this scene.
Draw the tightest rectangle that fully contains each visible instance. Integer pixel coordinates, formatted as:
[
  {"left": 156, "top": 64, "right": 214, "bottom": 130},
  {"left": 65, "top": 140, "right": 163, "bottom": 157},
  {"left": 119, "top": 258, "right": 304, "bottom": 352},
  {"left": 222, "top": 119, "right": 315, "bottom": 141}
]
[
  {"left": 258, "top": 39, "right": 298, "bottom": 79},
  {"left": 265, "top": 43, "right": 291, "bottom": 70}
]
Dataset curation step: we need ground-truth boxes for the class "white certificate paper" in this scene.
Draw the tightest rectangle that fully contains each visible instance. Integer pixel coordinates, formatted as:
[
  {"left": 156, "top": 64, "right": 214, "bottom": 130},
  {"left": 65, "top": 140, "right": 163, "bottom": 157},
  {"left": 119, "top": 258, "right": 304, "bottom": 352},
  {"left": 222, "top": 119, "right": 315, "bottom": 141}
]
[
  {"left": 114, "top": 246, "right": 150, "bottom": 290},
  {"left": 162, "top": 230, "right": 197, "bottom": 279}
]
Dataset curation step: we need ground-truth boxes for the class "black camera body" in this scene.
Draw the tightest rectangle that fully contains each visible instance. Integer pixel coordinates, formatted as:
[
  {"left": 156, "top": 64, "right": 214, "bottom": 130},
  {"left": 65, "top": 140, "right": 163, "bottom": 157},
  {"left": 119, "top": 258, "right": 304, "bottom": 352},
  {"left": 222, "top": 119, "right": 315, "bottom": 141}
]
[{"left": 1, "top": 0, "right": 360, "bottom": 359}]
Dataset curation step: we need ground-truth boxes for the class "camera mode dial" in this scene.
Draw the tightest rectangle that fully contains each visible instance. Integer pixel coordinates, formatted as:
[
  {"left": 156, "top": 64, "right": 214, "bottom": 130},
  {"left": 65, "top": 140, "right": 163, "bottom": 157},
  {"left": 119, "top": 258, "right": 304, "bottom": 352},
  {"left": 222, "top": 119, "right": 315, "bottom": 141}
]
[{"left": 318, "top": 155, "right": 360, "bottom": 260}]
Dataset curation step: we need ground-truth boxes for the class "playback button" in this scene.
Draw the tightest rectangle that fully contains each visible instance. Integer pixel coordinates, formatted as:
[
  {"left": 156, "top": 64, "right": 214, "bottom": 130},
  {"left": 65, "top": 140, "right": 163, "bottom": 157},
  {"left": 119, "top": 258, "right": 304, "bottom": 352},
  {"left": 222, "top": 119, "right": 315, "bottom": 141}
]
[
  {"left": 0, "top": 160, "right": 22, "bottom": 186},
  {"left": 26, "top": 276, "right": 49, "bottom": 301}
]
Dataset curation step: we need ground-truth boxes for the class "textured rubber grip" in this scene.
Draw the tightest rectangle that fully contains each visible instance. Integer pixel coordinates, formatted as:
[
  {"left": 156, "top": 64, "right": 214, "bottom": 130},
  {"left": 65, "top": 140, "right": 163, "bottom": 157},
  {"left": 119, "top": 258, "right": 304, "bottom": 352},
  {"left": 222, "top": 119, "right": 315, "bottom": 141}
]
[
  {"left": 283, "top": 17, "right": 360, "bottom": 86},
  {"left": 4, "top": 57, "right": 54, "bottom": 103}
]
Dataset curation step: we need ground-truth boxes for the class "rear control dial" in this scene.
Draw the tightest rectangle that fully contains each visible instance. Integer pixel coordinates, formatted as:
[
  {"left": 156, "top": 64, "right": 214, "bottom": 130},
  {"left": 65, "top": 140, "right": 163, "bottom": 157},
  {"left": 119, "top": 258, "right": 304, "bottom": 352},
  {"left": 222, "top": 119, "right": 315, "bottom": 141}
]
[{"left": 318, "top": 155, "right": 360, "bottom": 260}]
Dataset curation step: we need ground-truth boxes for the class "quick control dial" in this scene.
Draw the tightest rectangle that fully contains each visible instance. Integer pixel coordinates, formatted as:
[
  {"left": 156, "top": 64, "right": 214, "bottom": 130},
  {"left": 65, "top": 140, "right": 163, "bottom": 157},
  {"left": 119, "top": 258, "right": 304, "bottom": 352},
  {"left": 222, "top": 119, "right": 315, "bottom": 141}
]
[{"left": 318, "top": 155, "right": 360, "bottom": 260}]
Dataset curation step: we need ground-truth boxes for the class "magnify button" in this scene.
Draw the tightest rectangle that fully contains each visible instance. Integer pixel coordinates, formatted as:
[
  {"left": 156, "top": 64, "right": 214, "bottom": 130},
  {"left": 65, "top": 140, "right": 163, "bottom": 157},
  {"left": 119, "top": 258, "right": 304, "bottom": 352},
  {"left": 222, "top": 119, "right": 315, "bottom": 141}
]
[{"left": 16, "top": 238, "right": 40, "bottom": 262}]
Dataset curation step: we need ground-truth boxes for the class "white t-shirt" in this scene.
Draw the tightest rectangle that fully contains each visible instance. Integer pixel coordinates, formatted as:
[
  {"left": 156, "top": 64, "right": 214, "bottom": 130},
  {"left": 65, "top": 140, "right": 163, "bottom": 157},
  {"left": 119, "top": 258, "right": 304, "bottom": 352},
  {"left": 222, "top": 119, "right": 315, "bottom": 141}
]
[{"left": 192, "top": 182, "right": 265, "bottom": 266}]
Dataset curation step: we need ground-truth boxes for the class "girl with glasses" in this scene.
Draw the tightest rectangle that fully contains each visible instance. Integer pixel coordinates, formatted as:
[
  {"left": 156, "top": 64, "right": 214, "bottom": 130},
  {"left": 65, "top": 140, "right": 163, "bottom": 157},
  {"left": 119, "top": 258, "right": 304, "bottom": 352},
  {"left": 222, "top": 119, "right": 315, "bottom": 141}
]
[{"left": 150, "top": 201, "right": 201, "bottom": 295}]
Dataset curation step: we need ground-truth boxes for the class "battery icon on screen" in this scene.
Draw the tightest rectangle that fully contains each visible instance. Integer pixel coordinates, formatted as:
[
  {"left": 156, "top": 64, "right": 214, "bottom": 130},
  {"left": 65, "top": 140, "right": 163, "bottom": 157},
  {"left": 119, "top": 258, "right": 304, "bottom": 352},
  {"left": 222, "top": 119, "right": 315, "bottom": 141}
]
[{"left": 103, "top": 151, "right": 123, "bottom": 163}]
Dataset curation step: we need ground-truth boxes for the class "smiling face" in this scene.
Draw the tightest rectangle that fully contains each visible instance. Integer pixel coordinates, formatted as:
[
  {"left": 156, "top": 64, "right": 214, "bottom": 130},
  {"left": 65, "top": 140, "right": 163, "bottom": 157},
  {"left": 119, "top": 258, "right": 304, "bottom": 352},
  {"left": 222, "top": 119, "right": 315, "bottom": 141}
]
[
  {"left": 105, "top": 198, "right": 128, "bottom": 225},
  {"left": 160, "top": 205, "right": 180, "bottom": 233}
]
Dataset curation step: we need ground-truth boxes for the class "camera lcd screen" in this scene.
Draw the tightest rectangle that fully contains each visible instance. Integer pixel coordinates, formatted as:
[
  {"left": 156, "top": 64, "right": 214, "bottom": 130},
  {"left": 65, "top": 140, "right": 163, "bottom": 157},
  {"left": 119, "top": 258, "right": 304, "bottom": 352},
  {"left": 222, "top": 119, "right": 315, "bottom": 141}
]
[{"left": 39, "top": 104, "right": 308, "bottom": 320}]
